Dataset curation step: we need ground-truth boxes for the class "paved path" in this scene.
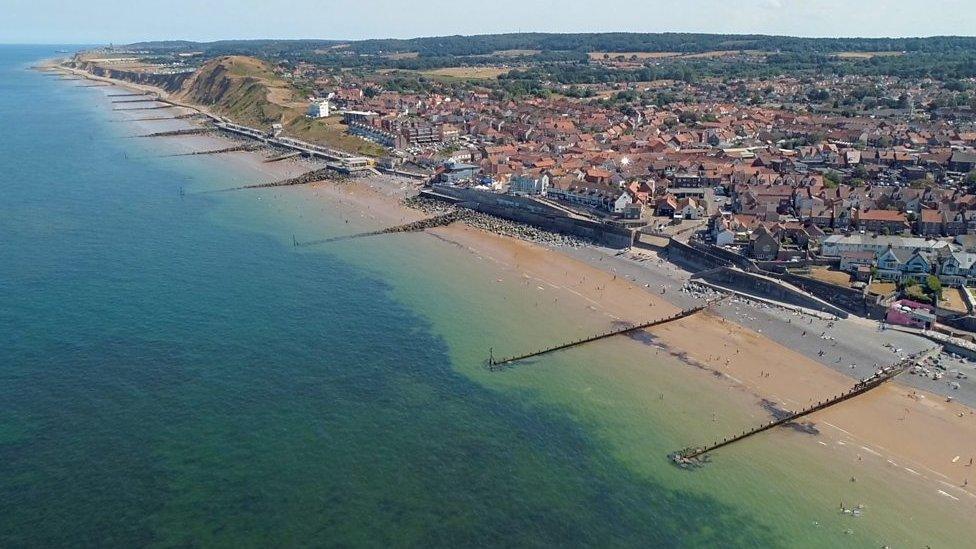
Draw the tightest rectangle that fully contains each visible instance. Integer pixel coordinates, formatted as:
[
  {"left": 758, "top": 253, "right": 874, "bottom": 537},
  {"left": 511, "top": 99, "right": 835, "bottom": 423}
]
[{"left": 562, "top": 244, "right": 976, "bottom": 408}]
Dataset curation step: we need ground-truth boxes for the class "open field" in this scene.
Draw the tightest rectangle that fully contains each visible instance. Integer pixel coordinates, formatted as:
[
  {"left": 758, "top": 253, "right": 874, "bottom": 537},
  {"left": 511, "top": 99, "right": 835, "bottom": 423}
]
[
  {"left": 383, "top": 51, "right": 419, "bottom": 60},
  {"left": 808, "top": 267, "right": 852, "bottom": 286},
  {"left": 833, "top": 51, "right": 905, "bottom": 59},
  {"left": 419, "top": 66, "right": 511, "bottom": 79},
  {"left": 491, "top": 49, "right": 541, "bottom": 57}
]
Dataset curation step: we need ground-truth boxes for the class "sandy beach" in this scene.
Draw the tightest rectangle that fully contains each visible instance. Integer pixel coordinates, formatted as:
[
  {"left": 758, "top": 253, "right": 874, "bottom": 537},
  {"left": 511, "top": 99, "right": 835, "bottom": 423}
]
[
  {"left": 212, "top": 111, "right": 976, "bottom": 505},
  {"left": 425, "top": 221, "right": 976, "bottom": 493},
  {"left": 53, "top": 60, "right": 976, "bottom": 517}
]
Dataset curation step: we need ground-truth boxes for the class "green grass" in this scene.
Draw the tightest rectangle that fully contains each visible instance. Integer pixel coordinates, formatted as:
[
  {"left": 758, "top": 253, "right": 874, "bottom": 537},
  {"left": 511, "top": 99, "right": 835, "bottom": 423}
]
[{"left": 286, "top": 116, "right": 388, "bottom": 157}]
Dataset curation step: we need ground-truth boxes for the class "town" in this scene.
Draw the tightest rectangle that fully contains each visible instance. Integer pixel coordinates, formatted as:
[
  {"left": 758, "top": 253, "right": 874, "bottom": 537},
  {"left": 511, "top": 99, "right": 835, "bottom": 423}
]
[{"left": 71, "top": 35, "right": 976, "bottom": 336}]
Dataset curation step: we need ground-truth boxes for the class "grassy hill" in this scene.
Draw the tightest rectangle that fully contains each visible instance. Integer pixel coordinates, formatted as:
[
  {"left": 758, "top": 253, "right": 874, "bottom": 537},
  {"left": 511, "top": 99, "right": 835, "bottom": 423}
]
[
  {"left": 172, "top": 56, "right": 384, "bottom": 157},
  {"left": 175, "top": 56, "right": 294, "bottom": 128}
]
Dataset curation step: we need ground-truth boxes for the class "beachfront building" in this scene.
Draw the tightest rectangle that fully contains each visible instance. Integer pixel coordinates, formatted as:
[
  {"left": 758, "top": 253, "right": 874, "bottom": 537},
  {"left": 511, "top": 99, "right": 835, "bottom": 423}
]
[
  {"left": 612, "top": 192, "right": 634, "bottom": 214},
  {"left": 435, "top": 160, "right": 481, "bottom": 185},
  {"left": 508, "top": 174, "right": 549, "bottom": 196},
  {"left": 938, "top": 252, "right": 976, "bottom": 286},
  {"left": 871, "top": 246, "right": 976, "bottom": 286},
  {"left": 821, "top": 234, "right": 949, "bottom": 258},
  {"left": 874, "top": 246, "right": 931, "bottom": 283},
  {"left": 886, "top": 299, "right": 936, "bottom": 329}
]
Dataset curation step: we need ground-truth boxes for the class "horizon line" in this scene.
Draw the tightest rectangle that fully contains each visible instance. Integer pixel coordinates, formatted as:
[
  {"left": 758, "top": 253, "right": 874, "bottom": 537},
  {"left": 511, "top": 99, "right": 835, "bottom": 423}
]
[{"left": 5, "top": 30, "right": 976, "bottom": 47}]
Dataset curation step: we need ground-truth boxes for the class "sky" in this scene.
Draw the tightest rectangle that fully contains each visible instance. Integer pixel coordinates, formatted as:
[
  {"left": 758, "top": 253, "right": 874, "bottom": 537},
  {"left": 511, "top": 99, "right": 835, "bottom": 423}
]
[{"left": 4, "top": 0, "right": 976, "bottom": 44}]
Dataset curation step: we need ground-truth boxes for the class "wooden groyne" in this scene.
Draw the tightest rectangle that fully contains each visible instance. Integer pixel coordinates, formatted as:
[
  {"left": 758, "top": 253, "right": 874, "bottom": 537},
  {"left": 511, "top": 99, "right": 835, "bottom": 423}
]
[
  {"left": 112, "top": 105, "right": 173, "bottom": 111},
  {"left": 669, "top": 352, "right": 931, "bottom": 468},
  {"left": 488, "top": 300, "right": 722, "bottom": 370},
  {"left": 111, "top": 98, "right": 159, "bottom": 104},
  {"left": 265, "top": 151, "right": 302, "bottom": 163},
  {"left": 190, "top": 168, "right": 345, "bottom": 196},
  {"left": 162, "top": 144, "right": 259, "bottom": 157},
  {"left": 295, "top": 211, "right": 466, "bottom": 247},
  {"left": 111, "top": 116, "right": 177, "bottom": 122},
  {"left": 107, "top": 92, "right": 152, "bottom": 97},
  {"left": 133, "top": 128, "right": 210, "bottom": 138},
  {"left": 113, "top": 113, "right": 201, "bottom": 123}
]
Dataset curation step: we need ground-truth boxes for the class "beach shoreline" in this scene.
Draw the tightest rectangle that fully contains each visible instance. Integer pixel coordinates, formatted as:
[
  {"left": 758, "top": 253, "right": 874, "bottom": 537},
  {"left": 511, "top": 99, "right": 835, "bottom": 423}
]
[
  {"left": 51, "top": 58, "right": 976, "bottom": 518},
  {"left": 301, "top": 169, "right": 976, "bottom": 501}
]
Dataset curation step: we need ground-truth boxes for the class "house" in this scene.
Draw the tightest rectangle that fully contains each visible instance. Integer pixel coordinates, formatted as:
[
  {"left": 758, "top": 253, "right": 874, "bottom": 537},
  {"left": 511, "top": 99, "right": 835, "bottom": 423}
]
[
  {"left": 676, "top": 197, "right": 705, "bottom": 220},
  {"left": 714, "top": 224, "right": 735, "bottom": 246},
  {"left": 939, "top": 252, "right": 976, "bottom": 286},
  {"left": 749, "top": 225, "right": 780, "bottom": 260},
  {"left": 821, "top": 234, "right": 949, "bottom": 258},
  {"left": 900, "top": 251, "right": 932, "bottom": 283},
  {"left": 949, "top": 150, "right": 976, "bottom": 172},
  {"left": 654, "top": 195, "right": 678, "bottom": 217},
  {"left": 508, "top": 174, "right": 549, "bottom": 196},
  {"left": 612, "top": 191, "right": 634, "bottom": 214},
  {"left": 875, "top": 247, "right": 910, "bottom": 281},
  {"left": 839, "top": 251, "right": 876, "bottom": 273},
  {"left": 874, "top": 245, "right": 935, "bottom": 283},
  {"left": 916, "top": 208, "right": 944, "bottom": 236},
  {"left": 584, "top": 167, "right": 612, "bottom": 184},
  {"left": 710, "top": 215, "right": 735, "bottom": 246},
  {"left": 620, "top": 201, "right": 644, "bottom": 220},
  {"left": 856, "top": 209, "right": 910, "bottom": 234},
  {"left": 546, "top": 181, "right": 621, "bottom": 212}
]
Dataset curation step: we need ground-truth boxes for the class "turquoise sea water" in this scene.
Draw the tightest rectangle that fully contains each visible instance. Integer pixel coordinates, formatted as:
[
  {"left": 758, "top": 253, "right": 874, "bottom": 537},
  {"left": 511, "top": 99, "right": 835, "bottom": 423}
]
[{"left": 0, "top": 45, "right": 779, "bottom": 548}]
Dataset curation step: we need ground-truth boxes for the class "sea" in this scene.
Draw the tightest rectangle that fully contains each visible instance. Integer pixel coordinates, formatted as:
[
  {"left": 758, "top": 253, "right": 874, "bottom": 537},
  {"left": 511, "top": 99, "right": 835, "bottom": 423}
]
[{"left": 0, "top": 45, "right": 970, "bottom": 548}]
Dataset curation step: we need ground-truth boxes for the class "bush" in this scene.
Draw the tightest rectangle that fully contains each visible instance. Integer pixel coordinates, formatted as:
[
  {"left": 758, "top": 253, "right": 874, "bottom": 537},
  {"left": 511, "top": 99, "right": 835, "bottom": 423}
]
[{"left": 905, "top": 284, "right": 930, "bottom": 303}]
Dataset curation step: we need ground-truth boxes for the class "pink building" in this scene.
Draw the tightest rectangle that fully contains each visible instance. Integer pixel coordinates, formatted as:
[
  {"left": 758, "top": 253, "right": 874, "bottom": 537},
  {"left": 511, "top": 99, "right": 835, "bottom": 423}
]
[{"left": 885, "top": 299, "right": 936, "bottom": 329}]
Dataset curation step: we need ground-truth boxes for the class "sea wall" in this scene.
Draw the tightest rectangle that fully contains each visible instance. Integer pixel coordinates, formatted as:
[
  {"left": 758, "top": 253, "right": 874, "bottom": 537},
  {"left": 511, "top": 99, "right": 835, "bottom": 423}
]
[
  {"left": 662, "top": 239, "right": 731, "bottom": 271},
  {"left": 756, "top": 258, "right": 838, "bottom": 273},
  {"left": 424, "top": 187, "right": 634, "bottom": 248},
  {"left": 695, "top": 267, "right": 849, "bottom": 318},
  {"left": 779, "top": 272, "right": 870, "bottom": 316},
  {"left": 687, "top": 240, "right": 758, "bottom": 271}
]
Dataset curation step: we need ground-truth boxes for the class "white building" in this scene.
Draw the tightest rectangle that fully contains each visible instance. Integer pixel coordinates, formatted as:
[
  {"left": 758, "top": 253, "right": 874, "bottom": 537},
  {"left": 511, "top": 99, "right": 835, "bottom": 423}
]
[
  {"left": 307, "top": 99, "right": 331, "bottom": 118},
  {"left": 508, "top": 174, "right": 549, "bottom": 196},
  {"left": 821, "top": 234, "right": 949, "bottom": 258},
  {"left": 613, "top": 192, "right": 633, "bottom": 213}
]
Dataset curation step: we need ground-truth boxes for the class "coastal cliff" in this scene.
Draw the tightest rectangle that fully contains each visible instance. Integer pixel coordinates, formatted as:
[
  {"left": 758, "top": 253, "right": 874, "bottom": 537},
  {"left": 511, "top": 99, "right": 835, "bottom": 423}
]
[
  {"left": 71, "top": 61, "right": 189, "bottom": 92},
  {"left": 173, "top": 56, "right": 293, "bottom": 128},
  {"left": 68, "top": 54, "right": 386, "bottom": 156}
]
